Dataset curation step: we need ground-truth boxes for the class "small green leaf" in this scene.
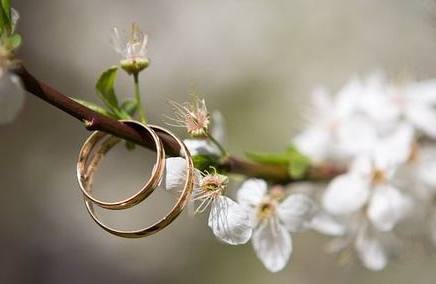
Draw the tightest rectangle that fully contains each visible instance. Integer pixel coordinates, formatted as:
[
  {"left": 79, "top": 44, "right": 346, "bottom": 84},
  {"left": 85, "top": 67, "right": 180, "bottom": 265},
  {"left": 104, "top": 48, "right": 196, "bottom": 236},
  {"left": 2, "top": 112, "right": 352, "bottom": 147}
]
[
  {"left": 1, "top": 0, "right": 11, "bottom": 20},
  {"left": 10, "top": 33, "right": 21, "bottom": 49},
  {"left": 0, "top": 4, "right": 9, "bottom": 32},
  {"left": 246, "top": 146, "right": 312, "bottom": 179},
  {"left": 96, "top": 66, "right": 120, "bottom": 113},
  {"left": 192, "top": 155, "right": 220, "bottom": 172},
  {"left": 245, "top": 151, "right": 289, "bottom": 165},
  {"left": 287, "top": 145, "right": 311, "bottom": 179},
  {"left": 72, "top": 98, "right": 118, "bottom": 119},
  {"left": 121, "top": 99, "right": 138, "bottom": 116}
]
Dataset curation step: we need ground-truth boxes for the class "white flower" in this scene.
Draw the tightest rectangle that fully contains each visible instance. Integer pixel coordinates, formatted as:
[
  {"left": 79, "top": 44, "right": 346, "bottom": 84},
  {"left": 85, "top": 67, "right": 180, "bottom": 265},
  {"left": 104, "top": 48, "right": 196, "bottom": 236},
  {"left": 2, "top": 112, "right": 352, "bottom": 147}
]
[
  {"left": 293, "top": 79, "right": 377, "bottom": 162},
  {"left": 321, "top": 214, "right": 401, "bottom": 271},
  {"left": 112, "top": 23, "right": 148, "bottom": 61},
  {"left": 0, "top": 67, "right": 24, "bottom": 124},
  {"left": 237, "top": 179, "right": 315, "bottom": 272},
  {"left": 166, "top": 94, "right": 211, "bottom": 138},
  {"left": 397, "top": 145, "right": 436, "bottom": 200},
  {"left": 361, "top": 78, "right": 436, "bottom": 138},
  {"left": 310, "top": 210, "right": 346, "bottom": 236},
  {"left": 183, "top": 111, "right": 225, "bottom": 156},
  {"left": 322, "top": 123, "right": 414, "bottom": 232},
  {"left": 322, "top": 157, "right": 412, "bottom": 232},
  {"left": 354, "top": 228, "right": 388, "bottom": 271},
  {"left": 111, "top": 24, "right": 149, "bottom": 74},
  {"left": 164, "top": 157, "right": 252, "bottom": 245}
]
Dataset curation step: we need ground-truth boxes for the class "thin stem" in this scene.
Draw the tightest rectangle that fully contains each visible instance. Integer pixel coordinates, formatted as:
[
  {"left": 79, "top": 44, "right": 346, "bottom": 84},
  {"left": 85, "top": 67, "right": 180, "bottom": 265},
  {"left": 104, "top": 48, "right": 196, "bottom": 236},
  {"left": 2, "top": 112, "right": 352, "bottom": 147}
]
[
  {"left": 133, "top": 72, "right": 146, "bottom": 123},
  {"left": 206, "top": 133, "right": 229, "bottom": 158},
  {"left": 12, "top": 64, "right": 346, "bottom": 183}
]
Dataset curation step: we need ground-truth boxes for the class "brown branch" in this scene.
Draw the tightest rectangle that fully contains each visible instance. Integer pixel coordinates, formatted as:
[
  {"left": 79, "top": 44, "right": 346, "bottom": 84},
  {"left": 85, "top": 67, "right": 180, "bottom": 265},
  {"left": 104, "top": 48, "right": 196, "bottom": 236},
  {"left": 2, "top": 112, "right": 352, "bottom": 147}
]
[{"left": 13, "top": 64, "right": 345, "bottom": 183}]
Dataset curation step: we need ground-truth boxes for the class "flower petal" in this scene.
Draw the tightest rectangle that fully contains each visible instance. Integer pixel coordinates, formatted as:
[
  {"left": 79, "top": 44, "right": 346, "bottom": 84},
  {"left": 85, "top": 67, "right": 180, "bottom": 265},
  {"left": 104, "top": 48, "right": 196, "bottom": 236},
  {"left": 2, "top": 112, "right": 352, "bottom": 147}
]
[
  {"left": 374, "top": 123, "right": 414, "bottom": 166},
  {"left": 405, "top": 79, "right": 436, "bottom": 104},
  {"left": 335, "top": 77, "right": 361, "bottom": 117},
  {"left": 252, "top": 219, "right": 292, "bottom": 272},
  {"left": 367, "top": 185, "right": 412, "bottom": 232},
  {"left": 322, "top": 174, "right": 370, "bottom": 215},
  {"left": 355, "top": 229, "right": 388, "bottom": 271},
  {"left": 293, "top": 127, "right": 332, "bottom": 162},
  {"left": 208, "top": 196, "right": 252, "bottom": 245},
  {"left": 310, "top": 211, "right": 346, "bottom": 236},
  {"left": 337, "top": 116, "right": 377, "bottom": 157},
  {"left": 406, "top": 103, "right": 436, "bottom": 139},
  {"left": 236, "top": 178, "right": 267, "bottom": 208},
  {"left": 163, "top": 157, "right": 187, "bottom": 191},
  {"left": 183, "top": 139, "right": 220, "bottom": 156},
  {"left": 277, "top": 194, "right": 315, "bottom": 232},
  {"left": 0, "top": 70, "right": 25, "bottom": 124},
  {"left": 418, "top": 147, "right": 436, "bottom": 187}
]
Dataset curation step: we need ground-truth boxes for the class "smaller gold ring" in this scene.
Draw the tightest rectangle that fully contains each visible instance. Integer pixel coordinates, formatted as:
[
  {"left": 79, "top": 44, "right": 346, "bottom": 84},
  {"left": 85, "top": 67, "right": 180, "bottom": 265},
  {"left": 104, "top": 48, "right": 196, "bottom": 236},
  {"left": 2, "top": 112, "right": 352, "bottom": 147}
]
[
  {"left": 83, "top": 125, "right": 194, "bottom": 238},
  {"left": 77, "top": 120, "right": 165, "bottom": 210}
]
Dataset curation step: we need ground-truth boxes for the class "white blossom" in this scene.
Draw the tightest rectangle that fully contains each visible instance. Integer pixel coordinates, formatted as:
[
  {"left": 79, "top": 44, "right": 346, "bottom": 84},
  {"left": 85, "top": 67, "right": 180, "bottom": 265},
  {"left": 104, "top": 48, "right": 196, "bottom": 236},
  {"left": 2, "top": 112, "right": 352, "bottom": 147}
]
[
  {"left": 111, "top": 24, "right": 148, "bottom": 61},
  {"left": 319, "top": 214, "right": 401, "bottom": 271},
  {"left": 323, "top": 158, "right": 412, "bottom": 232},
  {"left": 183, "top": 111, "right": 224, "bottom": 156},
  {"left": 359, "top": 77, "right": 436, "bottom": 138},
  {"left": 237, "top": 179, "right": 315, "bottom": 272},
  {"left": 293, "top": 79, "right": 377, "bottom": 162},
  {"left": 164, "top": 157, "right": 251, "bottom": 245},
  {"left": 166, "top": 94, "right": 211, "bottom": 138}
]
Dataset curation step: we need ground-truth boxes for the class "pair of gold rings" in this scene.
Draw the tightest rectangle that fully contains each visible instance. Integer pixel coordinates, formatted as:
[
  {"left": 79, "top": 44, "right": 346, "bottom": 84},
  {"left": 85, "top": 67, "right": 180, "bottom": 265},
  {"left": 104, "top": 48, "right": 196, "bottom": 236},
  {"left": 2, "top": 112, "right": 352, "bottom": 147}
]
[{"left": 77, "top": 120, "right": 194, "bottom": 238}]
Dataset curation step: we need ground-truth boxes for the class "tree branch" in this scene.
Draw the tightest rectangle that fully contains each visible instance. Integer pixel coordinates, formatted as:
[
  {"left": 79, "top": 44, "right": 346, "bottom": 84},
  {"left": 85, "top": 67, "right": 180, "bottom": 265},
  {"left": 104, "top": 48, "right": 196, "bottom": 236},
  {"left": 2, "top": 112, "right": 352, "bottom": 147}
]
[{"left": 13, "top": 64, "right": 345, "bottom": 183}]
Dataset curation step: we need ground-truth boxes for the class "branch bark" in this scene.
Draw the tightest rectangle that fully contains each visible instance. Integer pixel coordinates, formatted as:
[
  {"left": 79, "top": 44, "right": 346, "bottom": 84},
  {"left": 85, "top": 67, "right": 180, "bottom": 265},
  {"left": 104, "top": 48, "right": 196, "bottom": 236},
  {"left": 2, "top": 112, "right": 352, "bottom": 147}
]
[{"left": 13, "top": 64, "right": 345, "bottom": 183}]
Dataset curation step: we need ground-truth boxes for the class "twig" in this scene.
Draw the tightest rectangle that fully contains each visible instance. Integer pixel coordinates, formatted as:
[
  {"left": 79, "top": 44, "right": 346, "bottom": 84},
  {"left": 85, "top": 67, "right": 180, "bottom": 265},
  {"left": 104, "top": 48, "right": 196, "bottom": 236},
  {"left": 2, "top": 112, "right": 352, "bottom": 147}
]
[{"left": 12, "top": 64, "right": 345, "bottom": 183}]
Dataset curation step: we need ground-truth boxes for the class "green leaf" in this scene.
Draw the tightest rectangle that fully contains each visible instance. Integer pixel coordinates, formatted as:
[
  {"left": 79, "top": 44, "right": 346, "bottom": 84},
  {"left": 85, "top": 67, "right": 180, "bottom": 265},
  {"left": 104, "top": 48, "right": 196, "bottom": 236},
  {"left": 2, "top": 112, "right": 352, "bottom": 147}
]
[
  {"left": 192, "top": 155, "right": 220, "bottom": 172},
  {"left": 246, "top": 146, "right": 312, "bottom": 179},
  {"left": 1, "top": 0, "right": 11, "bottom": 20},
  {"left": 287, "top": 145, "right": 311, "bottom": 179},
  {"left": 245, "top": 151, "right": 289, "bottom": 165},
  {"left": 10, "top": 33, "right": 21, "bottom": 49},
  {"left": 72, "top": 98, "right": 118, "bottom": 119},
  {"left": 0, "top": 0, "right": 12, "bottom": 34},
  {"left": 121, "top": 99, "right": 138, "bottom": 116},
  {"left": 0, "top": 4, "right": 9, "bottom": 32},
  {"left": 95, "top": 66, "right": 120, "bottom": 113}
]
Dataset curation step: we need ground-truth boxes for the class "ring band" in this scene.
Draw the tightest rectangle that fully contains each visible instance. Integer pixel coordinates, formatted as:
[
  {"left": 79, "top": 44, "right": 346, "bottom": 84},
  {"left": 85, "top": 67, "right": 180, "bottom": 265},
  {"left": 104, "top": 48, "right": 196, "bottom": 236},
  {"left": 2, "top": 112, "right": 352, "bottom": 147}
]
[
  {"left": 77, "top": 120, "right": 165, "bottom": 210},
  {"left": 82, "top": 125, "right": 194, "bottom": 238}
]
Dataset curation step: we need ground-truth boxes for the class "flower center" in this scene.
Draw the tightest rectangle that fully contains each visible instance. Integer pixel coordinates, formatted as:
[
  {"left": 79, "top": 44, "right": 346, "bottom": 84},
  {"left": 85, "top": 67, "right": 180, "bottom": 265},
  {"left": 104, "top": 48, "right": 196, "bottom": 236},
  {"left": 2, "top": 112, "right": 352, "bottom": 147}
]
[
  {"left": 256, "top": 197, "right": 277, "bottom": 220},
  {"left": 407, "top": 143, "right": 420, "bottom": 164},
  {"left": 200, "top": 174, "right": 227, "bottom": 194},
  {"left": 371, "top": 169, "right": 386, "bottom": 185},
  {"left": 186, "top": 111, "right": 210, "bottom": 136}
]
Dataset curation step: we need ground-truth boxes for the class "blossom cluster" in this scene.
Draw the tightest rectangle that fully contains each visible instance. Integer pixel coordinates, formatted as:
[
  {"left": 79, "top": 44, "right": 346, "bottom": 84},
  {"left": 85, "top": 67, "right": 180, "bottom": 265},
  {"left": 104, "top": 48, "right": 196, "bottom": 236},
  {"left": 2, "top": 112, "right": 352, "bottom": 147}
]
[
  {"left": 169, "top": 72, "right": 436, "bottom": 272},
  {"left": 293, "top": 72, "right": 436, "bottom": 270}
]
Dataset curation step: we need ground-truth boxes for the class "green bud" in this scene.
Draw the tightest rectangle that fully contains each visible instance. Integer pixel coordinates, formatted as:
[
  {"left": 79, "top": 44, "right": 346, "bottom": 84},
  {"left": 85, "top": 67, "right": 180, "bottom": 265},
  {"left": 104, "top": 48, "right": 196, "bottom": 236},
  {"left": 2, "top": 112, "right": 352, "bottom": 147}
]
[{"left": 120, "top": 58, "right": 149, "bottom": 75}]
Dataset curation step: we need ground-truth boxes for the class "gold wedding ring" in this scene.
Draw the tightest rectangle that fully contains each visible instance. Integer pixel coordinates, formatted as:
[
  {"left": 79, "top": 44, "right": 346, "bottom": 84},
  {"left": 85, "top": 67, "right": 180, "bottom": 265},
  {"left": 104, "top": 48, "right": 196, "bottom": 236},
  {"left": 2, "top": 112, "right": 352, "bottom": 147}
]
[
  {"left": 77, "top": 120, "right": 165, "bottom": 210},
  {"left": 78, "top": 122, "right": 194, "bottom": 238}
]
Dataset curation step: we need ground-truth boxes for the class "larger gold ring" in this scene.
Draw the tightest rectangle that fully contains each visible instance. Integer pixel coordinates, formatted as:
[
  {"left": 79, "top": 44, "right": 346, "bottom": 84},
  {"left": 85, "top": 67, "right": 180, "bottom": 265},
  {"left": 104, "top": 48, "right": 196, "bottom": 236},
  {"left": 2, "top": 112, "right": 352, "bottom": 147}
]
[
  {"left": 77, "top": 120, "right": 166, "bottom": 210},
  {"left": 82, "top": 125, "right": 194, "bottom": 238}
]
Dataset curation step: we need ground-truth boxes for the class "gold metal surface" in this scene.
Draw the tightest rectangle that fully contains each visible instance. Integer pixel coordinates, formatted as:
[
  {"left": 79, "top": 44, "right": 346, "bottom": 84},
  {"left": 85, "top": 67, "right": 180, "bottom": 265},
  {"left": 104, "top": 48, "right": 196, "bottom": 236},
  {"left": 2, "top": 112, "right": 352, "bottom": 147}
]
[
  {"left": 78, "top": 123, "right": 194, "bottom": 238},
  {"left": 77, "top": 120, "right": 165, "bottom": 210}
]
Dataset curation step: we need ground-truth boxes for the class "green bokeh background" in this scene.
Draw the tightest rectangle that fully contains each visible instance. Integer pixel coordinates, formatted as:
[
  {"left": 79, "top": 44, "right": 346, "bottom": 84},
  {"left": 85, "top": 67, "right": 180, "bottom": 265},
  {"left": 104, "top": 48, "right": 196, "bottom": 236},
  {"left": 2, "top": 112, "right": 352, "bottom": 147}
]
[{"left": 2, "top": 0, "right": 436, "bottom": 283}]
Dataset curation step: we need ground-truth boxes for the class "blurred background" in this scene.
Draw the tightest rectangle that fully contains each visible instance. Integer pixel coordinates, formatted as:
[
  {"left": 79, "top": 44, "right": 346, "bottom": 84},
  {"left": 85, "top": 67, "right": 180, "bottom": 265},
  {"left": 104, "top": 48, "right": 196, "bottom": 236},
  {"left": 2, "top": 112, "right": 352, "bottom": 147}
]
[{"left": 2, "top": 0, "right": 436, "bottom": 283}]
